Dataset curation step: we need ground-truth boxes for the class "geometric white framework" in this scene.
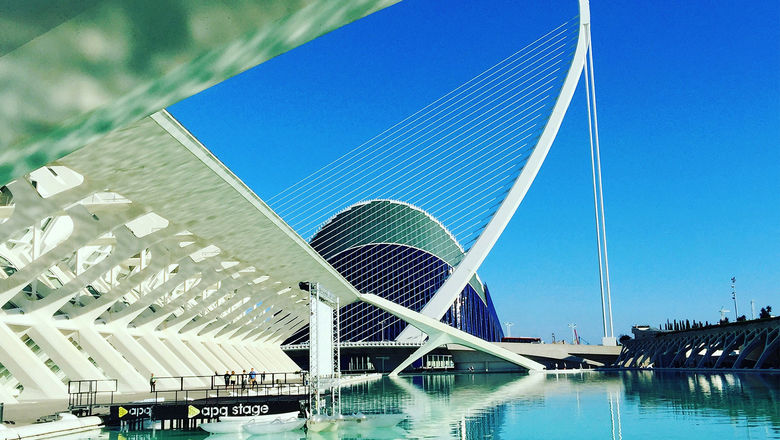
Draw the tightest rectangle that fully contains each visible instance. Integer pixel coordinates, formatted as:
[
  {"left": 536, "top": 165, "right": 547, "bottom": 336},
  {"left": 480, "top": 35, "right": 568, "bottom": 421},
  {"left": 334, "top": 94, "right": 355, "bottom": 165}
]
[
  {"left": 0, "top": 109, "right": 546, "bottom": 404},
  {"left": 0, "top": 0, "right": 600, "bottom": 405},
  {"left": 0, "top": 111, "right": 361, "bottom": 403}
]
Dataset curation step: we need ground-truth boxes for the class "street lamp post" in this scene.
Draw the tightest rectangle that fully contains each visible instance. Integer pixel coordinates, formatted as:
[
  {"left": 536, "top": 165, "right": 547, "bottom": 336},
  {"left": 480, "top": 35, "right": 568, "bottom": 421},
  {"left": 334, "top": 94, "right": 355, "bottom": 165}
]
[{"left": 731, "top": 277, "right": 738, "bottom": 320}]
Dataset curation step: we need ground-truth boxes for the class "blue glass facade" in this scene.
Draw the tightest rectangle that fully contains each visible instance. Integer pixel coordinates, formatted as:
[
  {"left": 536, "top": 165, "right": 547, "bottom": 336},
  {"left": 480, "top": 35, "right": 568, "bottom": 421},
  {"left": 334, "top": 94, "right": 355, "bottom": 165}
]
[
  {"left": 285, "top": 200, "right": 504, "bottom": 344},
  {"left": 331, "top": 243, "right": 503, "bottom": 342}
]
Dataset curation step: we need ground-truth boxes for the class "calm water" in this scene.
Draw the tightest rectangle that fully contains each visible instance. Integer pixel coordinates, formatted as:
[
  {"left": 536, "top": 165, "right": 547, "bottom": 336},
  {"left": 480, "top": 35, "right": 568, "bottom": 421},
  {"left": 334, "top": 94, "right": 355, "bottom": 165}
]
[{"left": 91, "top": 372, "right": 777, "bottom": 439}]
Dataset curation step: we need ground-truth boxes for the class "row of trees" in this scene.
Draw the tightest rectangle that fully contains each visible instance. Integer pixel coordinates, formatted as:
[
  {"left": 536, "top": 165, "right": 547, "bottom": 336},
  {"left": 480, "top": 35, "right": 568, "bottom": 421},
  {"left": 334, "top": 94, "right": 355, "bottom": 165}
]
[
  {"left": 660, "top": 319, "right": 708, "bottom": 331},
  {"left": 660, "top": 305, "right": 773, "bottom": 330}
]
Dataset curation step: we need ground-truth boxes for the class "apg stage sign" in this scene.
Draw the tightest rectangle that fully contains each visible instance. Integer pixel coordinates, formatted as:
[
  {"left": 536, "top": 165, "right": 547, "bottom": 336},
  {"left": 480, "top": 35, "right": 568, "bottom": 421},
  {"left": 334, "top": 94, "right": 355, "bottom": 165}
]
[{"left": 110, "top": 400, "right": 301, "bottom": 421}]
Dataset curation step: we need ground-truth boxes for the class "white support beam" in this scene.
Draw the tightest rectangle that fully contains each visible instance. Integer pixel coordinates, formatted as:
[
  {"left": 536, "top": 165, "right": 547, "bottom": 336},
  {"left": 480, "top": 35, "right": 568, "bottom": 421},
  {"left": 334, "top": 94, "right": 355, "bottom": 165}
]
[
  {"left": 0, "top": 323, "right": 67, "bottom": 399},
  {"left": 162, "top": 337, "right": 213, "bottom": 376},
  {"left": 185, "top": 340, "right": 230, "bottom": 373},
  {"left": 219, "top": 344, "right": 255, "bottom": 371},
  {"left": 26, "top": 324, "right": 106, "bottom": 381},
  {"left": 136, "top": 334, "right": 200, "bottom": 381},
  {"left": 358, "top": 293, "right": 544, "bottom": 375},
  {"left": 202, "top": 341, "right": 244, "bottom": 371},
  {"left": 246, "top": 346, "right": 280, "bottom": 372},
  {"left": 75, "top": 328, "right": 148, "bottom": 392},
  {"left": 105, "top": 330, "right": 171, "bottom": 378},
  {"left": 396, "top": 0, "right": 592, "bottom": 343}
]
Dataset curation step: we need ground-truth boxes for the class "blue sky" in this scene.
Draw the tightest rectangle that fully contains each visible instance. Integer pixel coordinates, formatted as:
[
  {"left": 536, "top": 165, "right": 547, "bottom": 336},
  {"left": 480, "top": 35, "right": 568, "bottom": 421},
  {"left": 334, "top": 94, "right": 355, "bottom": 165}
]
[{"left": 169, "top": 0, "right": 780, "bottom": 343}]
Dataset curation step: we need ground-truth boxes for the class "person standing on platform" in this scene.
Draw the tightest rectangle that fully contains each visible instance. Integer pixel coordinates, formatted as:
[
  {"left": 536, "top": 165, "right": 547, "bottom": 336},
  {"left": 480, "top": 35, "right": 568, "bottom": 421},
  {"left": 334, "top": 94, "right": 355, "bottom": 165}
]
[
  {"left": 249, "top": 368, "right": 257, "bottom": 388},
  {"left": 223, "top": 371, "right": 230, "bottom": 388},
  {"left": 149, "top": 373, "right": 156, "bottom": 392}
]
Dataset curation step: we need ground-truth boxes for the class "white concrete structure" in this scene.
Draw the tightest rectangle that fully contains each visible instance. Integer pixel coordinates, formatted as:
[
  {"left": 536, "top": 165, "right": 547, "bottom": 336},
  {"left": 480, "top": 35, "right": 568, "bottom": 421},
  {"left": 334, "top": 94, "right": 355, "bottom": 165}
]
[
  {"left": 0, "top": 111, "right": 356, "bottom": 402},
  {"left": 0, "top": 0, "right": 595, "bottom": 404},
  {"left": 0, "top": 110, "right": 543, "bottom": 403},
  {"left": 0, "top": 0, "right": 402, "bottom": 405}
]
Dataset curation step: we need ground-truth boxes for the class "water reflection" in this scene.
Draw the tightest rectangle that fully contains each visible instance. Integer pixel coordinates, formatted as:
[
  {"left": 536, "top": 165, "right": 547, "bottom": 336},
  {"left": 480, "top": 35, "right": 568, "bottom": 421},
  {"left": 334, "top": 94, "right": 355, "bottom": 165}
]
[
  {"left": 93, "top": 372, "right": 778, "bottom": 439},
  {"left": 620, "top": 371, "right": 780, "bottom": 427},
  {"left": 338, "top": 372, "right": 778, "bottom": 439}
]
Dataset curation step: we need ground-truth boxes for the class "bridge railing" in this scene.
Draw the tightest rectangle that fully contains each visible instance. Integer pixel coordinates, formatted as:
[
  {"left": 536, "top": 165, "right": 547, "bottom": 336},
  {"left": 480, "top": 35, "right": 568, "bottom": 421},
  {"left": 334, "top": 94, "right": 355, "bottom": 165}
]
[
  {"left": 67, "top": 379, "right": 118, "bottom": 415},
  {"left": 149, "top": 372, "right": 308, "bottom": 403},
  {"left": 282, "top": 340, "right": 425, "bottom": 350}
]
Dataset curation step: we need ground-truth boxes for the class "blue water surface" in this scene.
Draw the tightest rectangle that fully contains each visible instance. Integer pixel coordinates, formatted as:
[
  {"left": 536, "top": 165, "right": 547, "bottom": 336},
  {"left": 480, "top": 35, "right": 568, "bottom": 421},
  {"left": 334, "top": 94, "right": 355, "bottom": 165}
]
[{"left": 97, "top": 372, "right": 778, "bottom": 440}]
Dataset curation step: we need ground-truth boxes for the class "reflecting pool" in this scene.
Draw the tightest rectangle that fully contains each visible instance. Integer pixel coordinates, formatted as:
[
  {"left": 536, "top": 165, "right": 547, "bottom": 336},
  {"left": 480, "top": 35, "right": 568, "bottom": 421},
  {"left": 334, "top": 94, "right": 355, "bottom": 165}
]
[{"left": 92, "top": 372, "right": 777, "bottom": 439}]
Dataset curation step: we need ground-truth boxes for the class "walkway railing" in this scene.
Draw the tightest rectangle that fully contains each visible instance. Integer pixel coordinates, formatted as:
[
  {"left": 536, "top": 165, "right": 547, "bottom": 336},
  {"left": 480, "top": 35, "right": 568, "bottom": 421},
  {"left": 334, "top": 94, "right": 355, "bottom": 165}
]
[
  {"left": 67, "top": 372, "right": 309, "bottom": 415},
  {"left": 67, "top": 379, "right": 117, "bottom": 415},
  {"left": 149, "top": 372, "right": 308, "bottom": 403},
  {"left": 282, "top": 340, "right": 425, "bottom": 350}
]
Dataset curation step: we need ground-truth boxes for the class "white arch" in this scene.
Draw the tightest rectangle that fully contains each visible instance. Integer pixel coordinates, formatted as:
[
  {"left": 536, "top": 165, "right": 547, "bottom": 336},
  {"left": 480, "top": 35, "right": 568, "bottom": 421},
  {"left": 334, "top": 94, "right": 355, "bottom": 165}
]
[{"left": 395, "top": 0, "right": 591, "bottom": 345}]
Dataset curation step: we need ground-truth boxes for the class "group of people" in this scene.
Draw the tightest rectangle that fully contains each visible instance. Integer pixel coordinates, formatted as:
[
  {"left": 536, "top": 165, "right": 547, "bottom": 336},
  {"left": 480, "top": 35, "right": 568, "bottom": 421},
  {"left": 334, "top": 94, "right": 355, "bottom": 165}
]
[{"left": 218, "top": 368, "right": 266, "bottom": 389}]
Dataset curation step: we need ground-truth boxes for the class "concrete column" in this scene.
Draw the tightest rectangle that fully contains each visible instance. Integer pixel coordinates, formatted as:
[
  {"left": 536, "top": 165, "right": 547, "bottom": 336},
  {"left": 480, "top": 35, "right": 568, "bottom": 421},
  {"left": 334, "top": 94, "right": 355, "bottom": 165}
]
[
  {"left": 26, "top": 324, "right": 105, "bottom": 381},
  {"left": 163, "top": 337, "right": 213, "bottom": 375},
  {"left": 185, "top": 340, "right": 229, "bottom": 373},
  {"left": 0, "top": 323, "right": 66, "bottom": 399},
  {"left": 105, "top": 329, "right": 171, "bottom": 378},
  {"left": 76, "top": 328, "right": 147, "bottom": 392},
  {"left": 137, "top": 334, "right": 199, "bottom": 380}
]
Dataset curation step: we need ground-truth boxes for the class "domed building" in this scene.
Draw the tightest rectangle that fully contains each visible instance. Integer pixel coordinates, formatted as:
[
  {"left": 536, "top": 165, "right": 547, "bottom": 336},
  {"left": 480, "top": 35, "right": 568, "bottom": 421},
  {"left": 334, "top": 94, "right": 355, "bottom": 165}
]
[{"left": 286, "top": 199, "right": 504, "bottom": 345}]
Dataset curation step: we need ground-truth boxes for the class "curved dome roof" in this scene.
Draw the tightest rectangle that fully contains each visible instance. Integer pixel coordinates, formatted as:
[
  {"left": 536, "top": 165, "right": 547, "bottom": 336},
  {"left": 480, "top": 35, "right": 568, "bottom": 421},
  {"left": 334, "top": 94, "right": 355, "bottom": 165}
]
[{"left": 311, "top": 199, "right": 486, "bottom": 301}]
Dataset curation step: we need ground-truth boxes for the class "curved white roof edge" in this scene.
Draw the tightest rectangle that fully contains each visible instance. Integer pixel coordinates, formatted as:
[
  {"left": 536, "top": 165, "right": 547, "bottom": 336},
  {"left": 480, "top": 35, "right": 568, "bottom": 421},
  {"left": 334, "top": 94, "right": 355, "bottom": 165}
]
[{"left": 313, "top": 198, "right": 466, "bottom": 255}]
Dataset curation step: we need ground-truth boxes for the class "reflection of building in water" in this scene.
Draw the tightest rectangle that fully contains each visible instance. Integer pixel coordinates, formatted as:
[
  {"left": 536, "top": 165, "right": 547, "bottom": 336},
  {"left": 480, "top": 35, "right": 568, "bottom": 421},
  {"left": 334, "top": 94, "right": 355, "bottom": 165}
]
[
  {"left": 452, "top": 404, "right": 506, "bottom": 440},
  {"left": 108, "top": 429, "right": 206, "bottom": 440},
  {"left": 621, "top": 371, "right": 780, "bottom": 428},
  {"left": 340, "top": 374, "right": 550, "bottom": 438},
  {"left": 608, "top": 391, "right": 623, "bottom": 440}
]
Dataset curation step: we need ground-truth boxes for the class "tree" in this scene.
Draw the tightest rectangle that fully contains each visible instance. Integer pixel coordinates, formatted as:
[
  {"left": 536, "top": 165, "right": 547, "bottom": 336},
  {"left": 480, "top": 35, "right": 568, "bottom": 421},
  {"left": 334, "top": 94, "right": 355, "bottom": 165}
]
[
  {"left": 759, "top": 306, "right": 773, "bottom": 319},
  {"left": 619, "top": 334, "right": 631, "bottom": 345},
  {"left": 736, "top": 315, "right": 747, "bottom": 322}
]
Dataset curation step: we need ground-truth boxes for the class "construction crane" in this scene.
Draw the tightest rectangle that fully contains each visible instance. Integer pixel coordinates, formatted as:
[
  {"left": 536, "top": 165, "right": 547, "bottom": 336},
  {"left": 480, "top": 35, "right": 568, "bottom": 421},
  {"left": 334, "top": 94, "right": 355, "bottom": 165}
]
[{"left": 568, "top": 323, "right": 580, "bottom": 344}]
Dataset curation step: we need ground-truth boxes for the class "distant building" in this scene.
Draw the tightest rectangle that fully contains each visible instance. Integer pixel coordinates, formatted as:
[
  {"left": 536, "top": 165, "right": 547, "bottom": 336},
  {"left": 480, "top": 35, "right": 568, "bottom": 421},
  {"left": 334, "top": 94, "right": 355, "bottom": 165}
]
[
  {"left": 631, "top": 325, "right": 665, "bottom": 339},
  {"left": 286, "top": 200, "right": 504, "bottom": 344}
]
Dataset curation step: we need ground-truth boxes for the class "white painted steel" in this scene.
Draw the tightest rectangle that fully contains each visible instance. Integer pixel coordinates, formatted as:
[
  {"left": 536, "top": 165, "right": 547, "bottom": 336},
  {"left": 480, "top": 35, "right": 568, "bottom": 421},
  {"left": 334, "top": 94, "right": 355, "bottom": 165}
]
[
  {"left": 396, "top": 0, "right": 592, "bottom": 342},
  {"left": 583, "top": 45, "right": 608, "bottom": 340},
  {"left": 357, "top": 294, "right": 544, "bottom": 374}
]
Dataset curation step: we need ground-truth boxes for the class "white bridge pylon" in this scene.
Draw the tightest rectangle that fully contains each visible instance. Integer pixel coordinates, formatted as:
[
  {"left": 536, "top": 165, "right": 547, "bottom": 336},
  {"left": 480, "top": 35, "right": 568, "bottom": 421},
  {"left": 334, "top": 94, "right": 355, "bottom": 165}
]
[
  {"left": 393, "top": 0, "right": 593, "bottom": 355},
  {"left": 358, "top": 293, "right": 544, "bottom": 375}
]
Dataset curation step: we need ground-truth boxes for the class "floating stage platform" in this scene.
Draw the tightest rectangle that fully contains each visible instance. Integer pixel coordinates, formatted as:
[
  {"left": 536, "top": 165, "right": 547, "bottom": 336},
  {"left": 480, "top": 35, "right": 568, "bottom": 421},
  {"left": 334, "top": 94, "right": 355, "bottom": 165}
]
[
  {"left": 106, "top": 394, "right": 306, "bottom": 431},
  {"left": 63, "top": 375, "right": 310, "bottom": 431}
]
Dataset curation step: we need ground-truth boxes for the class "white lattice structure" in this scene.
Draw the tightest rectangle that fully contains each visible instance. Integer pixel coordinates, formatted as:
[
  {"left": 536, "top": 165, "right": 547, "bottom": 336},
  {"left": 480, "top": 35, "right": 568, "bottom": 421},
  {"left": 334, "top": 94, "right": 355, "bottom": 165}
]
[
  {"left": 0, "top": 0, "right": 401, "bottom": 405},
  {"left": 0, "top": 112, "right": 369, "bottom": 403},
  {"left": 0, "top": 0, "right": 600, "bottom": 404}
]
